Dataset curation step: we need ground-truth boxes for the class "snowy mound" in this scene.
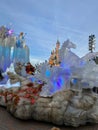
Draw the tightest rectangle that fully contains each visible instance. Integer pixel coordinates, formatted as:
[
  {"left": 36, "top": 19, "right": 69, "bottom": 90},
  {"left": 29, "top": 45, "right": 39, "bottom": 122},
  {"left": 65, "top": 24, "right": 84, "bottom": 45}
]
[{"left": 81, "top": 52, "right": 98, "bottom": 61}]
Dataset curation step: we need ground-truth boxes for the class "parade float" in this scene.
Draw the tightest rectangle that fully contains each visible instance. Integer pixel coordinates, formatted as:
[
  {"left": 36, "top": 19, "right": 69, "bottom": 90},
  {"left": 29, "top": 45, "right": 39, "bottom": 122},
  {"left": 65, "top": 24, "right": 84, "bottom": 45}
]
[{"left": 0, "top": 26, "right": 98, "bottom": 127}]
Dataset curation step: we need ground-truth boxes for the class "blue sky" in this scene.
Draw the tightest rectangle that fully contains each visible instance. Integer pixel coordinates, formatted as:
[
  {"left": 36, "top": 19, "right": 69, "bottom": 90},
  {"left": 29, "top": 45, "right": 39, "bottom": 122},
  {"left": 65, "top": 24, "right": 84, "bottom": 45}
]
[{"left": 0, "top": 0, "right": 98, "bottom": 64}]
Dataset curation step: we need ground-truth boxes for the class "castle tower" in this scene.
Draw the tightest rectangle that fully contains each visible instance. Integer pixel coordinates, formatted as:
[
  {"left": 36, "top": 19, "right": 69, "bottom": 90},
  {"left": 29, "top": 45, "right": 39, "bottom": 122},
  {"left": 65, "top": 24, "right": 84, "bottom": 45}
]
[
  {"left": 49, "top": 40, "right": 60, "bottom": 67},
  {"left": 55, "top": 40, "right": 60, "bottom": 66}
]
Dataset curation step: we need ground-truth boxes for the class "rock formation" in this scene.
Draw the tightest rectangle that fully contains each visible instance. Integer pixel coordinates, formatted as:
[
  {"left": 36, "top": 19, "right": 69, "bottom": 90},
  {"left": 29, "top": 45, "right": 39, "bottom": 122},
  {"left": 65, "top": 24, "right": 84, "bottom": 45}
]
[{"left": 0, "top": 77, "right": 98, "bottom": 127}]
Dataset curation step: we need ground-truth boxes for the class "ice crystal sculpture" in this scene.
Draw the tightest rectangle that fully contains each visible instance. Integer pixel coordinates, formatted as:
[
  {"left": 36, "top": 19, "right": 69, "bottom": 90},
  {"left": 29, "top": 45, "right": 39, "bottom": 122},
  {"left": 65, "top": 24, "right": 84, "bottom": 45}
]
[
  {"left": 0, "top": 26, "right": 29, "bottom": 72},
  {"left": 32, "top": 40, "right": 98, "bottom": 96}
]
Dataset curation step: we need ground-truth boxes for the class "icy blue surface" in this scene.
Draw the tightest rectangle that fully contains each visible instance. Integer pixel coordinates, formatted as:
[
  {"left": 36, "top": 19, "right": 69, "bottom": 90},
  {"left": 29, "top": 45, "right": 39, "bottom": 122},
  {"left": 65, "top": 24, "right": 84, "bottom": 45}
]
[
  {"left": 0, "top": 34, "right": 29, "bottom": 73},
  {"left": 0, "top": 80, "right": 20, "bottom": 88}
]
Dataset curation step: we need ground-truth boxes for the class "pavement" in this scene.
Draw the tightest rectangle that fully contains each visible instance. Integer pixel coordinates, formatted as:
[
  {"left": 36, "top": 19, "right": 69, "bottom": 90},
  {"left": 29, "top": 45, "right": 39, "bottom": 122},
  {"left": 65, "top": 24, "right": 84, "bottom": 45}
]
[{"left": 0, "top": 107, "right": 98, "bottom": 130}]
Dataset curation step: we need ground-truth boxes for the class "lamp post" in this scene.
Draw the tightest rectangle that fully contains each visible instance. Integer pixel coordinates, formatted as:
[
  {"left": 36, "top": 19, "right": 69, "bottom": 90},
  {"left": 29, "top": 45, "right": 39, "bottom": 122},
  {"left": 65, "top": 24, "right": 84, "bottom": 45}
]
[{"left": 89, "top": 34, "right": 96, "bottom": 53}]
